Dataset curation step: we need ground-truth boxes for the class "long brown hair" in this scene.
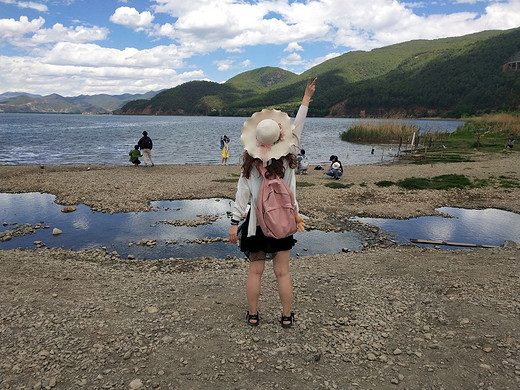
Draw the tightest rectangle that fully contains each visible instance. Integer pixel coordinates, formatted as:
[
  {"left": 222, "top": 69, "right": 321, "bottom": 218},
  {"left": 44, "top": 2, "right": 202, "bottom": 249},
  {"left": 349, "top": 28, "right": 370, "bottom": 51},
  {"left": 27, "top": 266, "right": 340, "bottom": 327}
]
[{"left": 240, "top": 151, "right": 297, "bottom": 179}]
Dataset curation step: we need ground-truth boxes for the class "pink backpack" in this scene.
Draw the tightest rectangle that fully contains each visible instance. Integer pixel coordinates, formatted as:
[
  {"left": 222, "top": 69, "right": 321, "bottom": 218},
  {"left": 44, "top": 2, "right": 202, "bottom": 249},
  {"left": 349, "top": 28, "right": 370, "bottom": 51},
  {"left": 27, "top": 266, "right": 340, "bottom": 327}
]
[{"left": 255, "top": 161, "right": 298, "bottom": 239}]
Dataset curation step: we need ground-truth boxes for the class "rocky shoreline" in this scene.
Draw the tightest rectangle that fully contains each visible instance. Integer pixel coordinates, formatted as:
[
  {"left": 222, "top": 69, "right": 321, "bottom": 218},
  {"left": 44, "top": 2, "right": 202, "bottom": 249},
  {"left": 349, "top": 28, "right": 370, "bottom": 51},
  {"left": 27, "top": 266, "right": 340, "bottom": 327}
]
[{"left": 1, "top": 153, "right": 519, "bottom": 389}]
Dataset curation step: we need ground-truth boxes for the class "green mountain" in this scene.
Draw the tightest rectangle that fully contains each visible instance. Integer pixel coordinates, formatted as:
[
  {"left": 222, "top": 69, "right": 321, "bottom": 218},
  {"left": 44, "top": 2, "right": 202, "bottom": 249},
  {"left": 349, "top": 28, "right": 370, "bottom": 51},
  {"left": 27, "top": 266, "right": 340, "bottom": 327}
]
[
  {"left": 117, "top": 28, "right": 519, "bottom": 118},
  {"left": 0, "top": 90, "right": 161, "bottom": 114}
]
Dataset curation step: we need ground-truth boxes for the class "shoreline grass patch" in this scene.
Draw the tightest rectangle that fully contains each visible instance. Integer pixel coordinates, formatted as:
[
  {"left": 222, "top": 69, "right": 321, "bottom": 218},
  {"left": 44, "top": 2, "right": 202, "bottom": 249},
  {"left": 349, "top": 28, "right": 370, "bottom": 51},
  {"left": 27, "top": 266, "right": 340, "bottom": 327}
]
[
  {"left": 324, "top": 182, "right": 353, "bottom": 189},
  {"left": 397, "top": 174, "right": 472, "bottom": 190}
]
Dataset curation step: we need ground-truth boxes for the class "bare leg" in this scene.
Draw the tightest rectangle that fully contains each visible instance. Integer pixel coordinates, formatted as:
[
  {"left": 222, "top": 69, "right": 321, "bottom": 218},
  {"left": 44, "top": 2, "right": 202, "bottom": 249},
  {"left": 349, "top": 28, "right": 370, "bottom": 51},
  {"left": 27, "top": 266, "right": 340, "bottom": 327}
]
[
  {"left": 272, "top": 250, "right": 292, "bottom": 320},
  {"left": 246, "top": 253, "right": 266, "bottom": 323}
]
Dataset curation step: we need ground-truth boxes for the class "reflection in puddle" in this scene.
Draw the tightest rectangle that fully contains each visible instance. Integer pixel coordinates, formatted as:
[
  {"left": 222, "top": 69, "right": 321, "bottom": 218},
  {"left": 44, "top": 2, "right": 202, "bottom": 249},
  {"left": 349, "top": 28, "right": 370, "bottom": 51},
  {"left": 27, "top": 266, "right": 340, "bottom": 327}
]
[
  {"left": 0, "top": 193, "right": 364, "bottom": 259},
  {"left": 2, "top": 193, "right": 517, "bottom": 257},
  {"left": 357, "top": 207, "right": 520, "bottom": 249}
]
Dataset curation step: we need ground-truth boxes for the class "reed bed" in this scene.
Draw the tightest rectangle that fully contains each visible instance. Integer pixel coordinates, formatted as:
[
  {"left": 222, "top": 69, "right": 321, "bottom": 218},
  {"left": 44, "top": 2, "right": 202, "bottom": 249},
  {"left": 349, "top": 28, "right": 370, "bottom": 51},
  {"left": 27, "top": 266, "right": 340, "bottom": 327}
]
[
  {"left": 466, "top": 113, "right": 520, "bottom": 134},
  {"left": 341, "top": 121, "right": 419, "bottom": 143}
]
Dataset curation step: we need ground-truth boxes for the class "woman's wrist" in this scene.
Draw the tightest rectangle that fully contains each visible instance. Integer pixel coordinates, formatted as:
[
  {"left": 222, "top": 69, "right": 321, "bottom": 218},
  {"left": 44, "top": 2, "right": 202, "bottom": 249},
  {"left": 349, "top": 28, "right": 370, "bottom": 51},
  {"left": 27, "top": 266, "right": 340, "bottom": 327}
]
[{"left": 230, "top": 218, "right": 239, "bottom": 225}]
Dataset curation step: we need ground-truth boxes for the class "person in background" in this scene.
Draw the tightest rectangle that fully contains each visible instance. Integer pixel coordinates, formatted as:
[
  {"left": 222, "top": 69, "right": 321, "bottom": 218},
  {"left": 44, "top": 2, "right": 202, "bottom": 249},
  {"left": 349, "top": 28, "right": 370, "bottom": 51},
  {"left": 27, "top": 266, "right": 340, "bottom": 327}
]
[
  {"left": 505, "top": 134, "right": 515, "bottom": 152},
  {"left": 296, "top": 149, "right": 309, "bottom": 174},
  {"left": 129, "top": 145, "right": 142, "bottom": 167},
  {"left": 228, "top": 77, "right": 317, "bottom": 328},
  {"left": 325, "top": 155, "right": 343, "bottom": 180},
  {"left": 138, "top": 131, "right": 154, "bottom": 167},
  {"left": 221, "top": 134, "right": 230, "bottom": 165}
]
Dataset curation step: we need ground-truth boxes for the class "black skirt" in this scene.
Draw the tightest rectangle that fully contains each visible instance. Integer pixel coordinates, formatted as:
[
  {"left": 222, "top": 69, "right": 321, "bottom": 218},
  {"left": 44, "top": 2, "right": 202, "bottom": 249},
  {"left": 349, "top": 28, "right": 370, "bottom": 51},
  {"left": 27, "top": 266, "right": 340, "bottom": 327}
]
[{"left": 238, "top": 212, "right": 296, "bottom": 258}]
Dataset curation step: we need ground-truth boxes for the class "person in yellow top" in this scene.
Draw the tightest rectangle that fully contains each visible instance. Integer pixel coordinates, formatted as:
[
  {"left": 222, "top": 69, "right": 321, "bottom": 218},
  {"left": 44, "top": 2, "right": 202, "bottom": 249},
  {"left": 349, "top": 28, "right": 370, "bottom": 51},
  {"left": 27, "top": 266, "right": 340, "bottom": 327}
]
[{"left": 221, "top": 134, "right": 230, "bottom": 165}]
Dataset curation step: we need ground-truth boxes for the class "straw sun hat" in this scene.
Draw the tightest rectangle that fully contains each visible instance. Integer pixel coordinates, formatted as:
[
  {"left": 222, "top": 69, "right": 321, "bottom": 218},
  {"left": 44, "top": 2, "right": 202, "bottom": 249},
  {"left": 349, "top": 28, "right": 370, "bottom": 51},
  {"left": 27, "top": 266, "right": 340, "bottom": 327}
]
[{"left": 241, "top": 108, "right": 296, "bottom": 163}]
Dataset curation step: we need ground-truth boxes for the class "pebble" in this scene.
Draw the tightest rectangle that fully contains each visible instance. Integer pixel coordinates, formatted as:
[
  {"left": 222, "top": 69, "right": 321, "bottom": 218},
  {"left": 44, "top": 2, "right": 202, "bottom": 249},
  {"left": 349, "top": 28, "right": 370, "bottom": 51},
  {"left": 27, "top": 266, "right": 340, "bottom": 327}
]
[{"left": 129, "top": 378, "right": 143, "bottom": 389}]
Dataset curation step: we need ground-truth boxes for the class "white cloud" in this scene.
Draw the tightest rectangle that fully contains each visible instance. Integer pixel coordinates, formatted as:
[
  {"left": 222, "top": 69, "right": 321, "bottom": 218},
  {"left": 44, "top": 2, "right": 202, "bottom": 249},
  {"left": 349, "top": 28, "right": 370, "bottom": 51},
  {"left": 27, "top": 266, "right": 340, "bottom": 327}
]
[
  {"left": 110, "top": 7, "right": 155, "bottom": 31},
  {"left": 0, "top": 16, "right": 109, "bottom": 47},
  {"left": 2, "top": 0, "right": 520, "bottom": 96},
  {"left": 0, "top": 0, "right": 48, "bottom": 12},
  {"left": 0, "top": 52, "right": 205, "bottom": 95},
  {"left": 214, "top": 59, "right": 234, "bottom": 72},
  {"left": 280, "top": 52, "right": 304, "bottom": 67},
  {"left": 284, "top": 42, "right": 303, "bottom": 52},
  {"left": 31, "top": 24, "right": 109, "bottom": 45},
  {"left": 0, "top": 15, "right": 45, "bottom": 41}
]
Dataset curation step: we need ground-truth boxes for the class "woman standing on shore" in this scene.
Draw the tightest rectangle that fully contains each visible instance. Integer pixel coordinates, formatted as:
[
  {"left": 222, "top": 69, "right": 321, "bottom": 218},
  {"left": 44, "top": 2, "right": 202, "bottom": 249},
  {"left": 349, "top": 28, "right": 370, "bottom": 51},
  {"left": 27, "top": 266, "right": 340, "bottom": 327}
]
[{"left": 228, "top": 78, "right": 317, "bottom": 328}]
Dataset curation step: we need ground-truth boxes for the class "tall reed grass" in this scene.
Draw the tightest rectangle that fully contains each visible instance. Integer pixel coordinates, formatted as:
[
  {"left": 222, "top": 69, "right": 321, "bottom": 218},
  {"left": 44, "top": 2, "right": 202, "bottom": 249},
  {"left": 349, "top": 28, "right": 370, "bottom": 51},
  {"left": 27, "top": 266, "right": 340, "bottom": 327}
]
[
  {"left": 341, "top": 121, "right": 419, "bottom": 143},
  {"left": 465, "top": 113, "right": 520, "bottom": 134}
]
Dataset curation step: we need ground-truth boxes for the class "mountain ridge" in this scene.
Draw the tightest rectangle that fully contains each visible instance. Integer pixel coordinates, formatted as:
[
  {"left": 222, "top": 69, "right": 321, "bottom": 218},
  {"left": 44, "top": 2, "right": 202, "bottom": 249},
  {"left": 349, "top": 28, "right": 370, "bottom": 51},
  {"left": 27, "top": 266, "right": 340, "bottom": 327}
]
[{"left": 1, "top": 28, "right": 518, "bottom": 117}]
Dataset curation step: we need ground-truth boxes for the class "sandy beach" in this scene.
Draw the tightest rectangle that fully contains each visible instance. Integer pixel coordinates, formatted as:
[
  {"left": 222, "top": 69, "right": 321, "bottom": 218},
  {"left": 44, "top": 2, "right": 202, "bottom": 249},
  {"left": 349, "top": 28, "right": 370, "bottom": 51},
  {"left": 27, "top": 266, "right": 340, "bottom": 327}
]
[{"left": 1, "top": 153, "right": 519, "bottom": 389}]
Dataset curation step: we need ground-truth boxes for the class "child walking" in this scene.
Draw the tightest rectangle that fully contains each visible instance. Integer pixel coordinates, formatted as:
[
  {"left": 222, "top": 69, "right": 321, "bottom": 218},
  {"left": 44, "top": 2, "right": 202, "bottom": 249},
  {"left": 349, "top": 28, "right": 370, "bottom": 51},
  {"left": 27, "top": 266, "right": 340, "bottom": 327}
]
[{"left": 228, "top": 78, "right": 317, "bottom": 328}]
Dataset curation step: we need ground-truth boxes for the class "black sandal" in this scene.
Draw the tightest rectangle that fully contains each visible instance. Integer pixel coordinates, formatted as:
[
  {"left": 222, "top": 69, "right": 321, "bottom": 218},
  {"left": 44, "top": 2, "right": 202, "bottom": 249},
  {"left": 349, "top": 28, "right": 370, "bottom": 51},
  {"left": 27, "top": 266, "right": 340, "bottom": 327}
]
[
  {"left": 281, "top": 312, "right": 295, "bottom": 328},
  {"left": 246, "top": 311, "right": 259, "bottom": 327}
]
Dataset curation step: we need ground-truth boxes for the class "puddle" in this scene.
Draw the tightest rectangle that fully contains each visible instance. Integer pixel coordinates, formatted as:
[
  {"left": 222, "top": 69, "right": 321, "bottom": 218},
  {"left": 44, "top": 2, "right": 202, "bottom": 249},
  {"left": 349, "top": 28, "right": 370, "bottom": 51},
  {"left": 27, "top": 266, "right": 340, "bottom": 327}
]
[
  {"left": 356, "top": 207, "right": 520, "bottom": 249},
  {"left": 0, "top": 193, "right": 365, "bottom": 259}
]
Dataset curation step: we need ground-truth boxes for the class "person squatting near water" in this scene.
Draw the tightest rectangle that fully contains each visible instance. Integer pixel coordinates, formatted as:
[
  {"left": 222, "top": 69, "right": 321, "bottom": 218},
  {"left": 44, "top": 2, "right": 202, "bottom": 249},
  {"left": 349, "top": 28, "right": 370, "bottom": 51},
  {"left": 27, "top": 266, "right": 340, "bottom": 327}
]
[
  {"left": 129, "top": 145, "right": 142, "bottom": 167},
  {"left": 228, "top": 77, "right": 317, "bottom": 329},
  {"left": 325, "top": 155, "right": 343, "bottom": 180}
]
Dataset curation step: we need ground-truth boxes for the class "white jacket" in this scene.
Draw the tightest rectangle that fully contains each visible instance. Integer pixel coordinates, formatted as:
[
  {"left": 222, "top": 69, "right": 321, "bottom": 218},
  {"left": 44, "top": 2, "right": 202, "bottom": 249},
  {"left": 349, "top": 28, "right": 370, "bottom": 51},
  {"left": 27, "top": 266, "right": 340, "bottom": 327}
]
[{"left": 232, "top": 104, "right": 308, "bottom": 237}]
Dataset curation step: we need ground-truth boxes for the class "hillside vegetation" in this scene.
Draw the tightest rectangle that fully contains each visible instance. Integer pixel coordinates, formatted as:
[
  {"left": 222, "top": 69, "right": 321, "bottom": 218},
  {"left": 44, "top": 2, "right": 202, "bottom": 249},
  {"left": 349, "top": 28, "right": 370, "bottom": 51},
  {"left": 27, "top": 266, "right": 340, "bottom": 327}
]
[
  {"left": 117, "top": 28, "right": 519, "bottom": 118},
  {"left": 2, "top": 28, "right": 518, "bottom": 117}
]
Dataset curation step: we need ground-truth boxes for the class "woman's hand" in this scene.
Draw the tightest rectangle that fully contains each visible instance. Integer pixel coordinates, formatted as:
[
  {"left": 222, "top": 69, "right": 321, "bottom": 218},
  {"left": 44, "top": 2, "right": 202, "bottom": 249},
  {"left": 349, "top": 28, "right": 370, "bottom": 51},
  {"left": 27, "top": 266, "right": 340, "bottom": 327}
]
[
  {"left": 229, "top": 224, "right": 238, "bottom": 244},
  {"left": 302, "top": 77, "right": 317, "bottom": 107},
  {"left": 296, "top": 214, "right": 305, "bottom": 232}
]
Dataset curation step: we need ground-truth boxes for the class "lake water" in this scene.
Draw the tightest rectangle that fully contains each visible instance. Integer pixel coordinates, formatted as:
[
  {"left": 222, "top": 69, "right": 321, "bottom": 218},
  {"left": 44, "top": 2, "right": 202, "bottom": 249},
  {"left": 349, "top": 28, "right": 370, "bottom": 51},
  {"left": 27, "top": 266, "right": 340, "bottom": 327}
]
[
  {"left": 357, "top": 207, "right": 520, "bottom": 249},
  {"left": 0, "top": 113, "right": 462, "bottom": 166},
  {"left": 1, "top": 193, "right": 517, "bottom": 258},
  {"left": 0, "top": 193, "right": 365, "bottom": 259}
]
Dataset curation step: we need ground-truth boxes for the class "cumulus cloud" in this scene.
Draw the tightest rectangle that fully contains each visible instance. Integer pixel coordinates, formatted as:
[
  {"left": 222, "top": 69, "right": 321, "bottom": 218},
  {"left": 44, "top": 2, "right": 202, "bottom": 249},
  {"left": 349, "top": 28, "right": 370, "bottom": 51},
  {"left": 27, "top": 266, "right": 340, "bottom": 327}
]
[
  {"left": 214, "top": 59, "right": 234, "bottom": 72},
  {"left": 280, "top": 52, "right": 305, "bottom": 67},
  {"left": 0, "top": 16, "right": 45, "bottom": 42},
  {"left": 284, "top": 42, "right": 303, "bottom": 52},
  {"left": 150, "top": 0, "right": 520, "bottom": 53},
  {"left": 0, "top": 51, "right": 205, "bottom": 96},
  {"left": 0, "top": 16, "right": 109, "bottom": 47},
  {"left": 110, "top": 7, "right": 155, "bottom": 31},
  {"left": 0, "top": 0, "right": 48, "bottom": 12},
  {"left": 2, "top": 0, "right": 520, "bottom": 95}
]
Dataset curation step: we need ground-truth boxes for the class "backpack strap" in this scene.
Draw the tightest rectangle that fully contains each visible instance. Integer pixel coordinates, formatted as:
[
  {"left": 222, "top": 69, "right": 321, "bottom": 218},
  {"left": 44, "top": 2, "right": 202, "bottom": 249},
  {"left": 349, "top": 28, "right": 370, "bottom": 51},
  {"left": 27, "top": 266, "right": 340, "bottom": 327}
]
[{"left": 254, "top": 160, "right": 268, "bottom": 178}]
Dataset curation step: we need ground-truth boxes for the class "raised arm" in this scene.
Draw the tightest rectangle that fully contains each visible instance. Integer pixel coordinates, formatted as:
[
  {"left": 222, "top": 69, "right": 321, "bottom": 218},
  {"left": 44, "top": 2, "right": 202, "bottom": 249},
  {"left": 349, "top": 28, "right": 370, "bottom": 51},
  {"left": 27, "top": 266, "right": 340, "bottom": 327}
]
[
  {"left": 293, "top": 77, "right": 317, "bottom": 146},
  {"left": 301, "top": 77, "right": 317, "bottom": 107}
]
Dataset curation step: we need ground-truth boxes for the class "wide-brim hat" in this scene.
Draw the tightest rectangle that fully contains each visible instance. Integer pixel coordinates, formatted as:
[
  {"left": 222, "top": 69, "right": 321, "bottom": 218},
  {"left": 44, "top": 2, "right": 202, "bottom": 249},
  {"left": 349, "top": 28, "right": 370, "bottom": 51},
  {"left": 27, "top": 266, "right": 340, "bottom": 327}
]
[{"left": 241, "top": 108, "right": 296, "bottom": 163}]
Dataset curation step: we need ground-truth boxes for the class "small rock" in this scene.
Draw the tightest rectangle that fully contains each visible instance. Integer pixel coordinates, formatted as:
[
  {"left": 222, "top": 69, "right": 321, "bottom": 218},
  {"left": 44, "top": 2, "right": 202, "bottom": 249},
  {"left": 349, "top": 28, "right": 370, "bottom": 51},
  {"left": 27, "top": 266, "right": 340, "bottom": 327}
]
[
  {"left": 52, "top": 228, "right": 63, "bottom": 236},
  {"left": 129, "top": 378, "right": 143, "bottom": 389},
  {"left": 61, "top": 206, "right": 77, "bottom": 213},
  {"left": 146, "top": 306, "right": 158, "bottom": 314}
]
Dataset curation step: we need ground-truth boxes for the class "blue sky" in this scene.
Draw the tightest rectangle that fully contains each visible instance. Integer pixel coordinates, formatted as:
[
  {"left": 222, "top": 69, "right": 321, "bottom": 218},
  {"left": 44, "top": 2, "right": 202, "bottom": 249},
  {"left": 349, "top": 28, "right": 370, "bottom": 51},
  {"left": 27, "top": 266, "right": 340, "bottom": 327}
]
[{"left": 1, "top": 0, "right": 519, "bottom": 96}]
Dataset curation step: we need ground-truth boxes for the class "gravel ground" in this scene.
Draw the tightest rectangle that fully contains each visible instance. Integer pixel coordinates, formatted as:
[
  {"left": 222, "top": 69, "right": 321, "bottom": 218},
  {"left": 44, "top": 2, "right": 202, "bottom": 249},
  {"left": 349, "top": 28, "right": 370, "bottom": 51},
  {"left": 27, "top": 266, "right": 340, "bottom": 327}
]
[{"left": 1, "top": 152, "right": 519, "bottom": 389}]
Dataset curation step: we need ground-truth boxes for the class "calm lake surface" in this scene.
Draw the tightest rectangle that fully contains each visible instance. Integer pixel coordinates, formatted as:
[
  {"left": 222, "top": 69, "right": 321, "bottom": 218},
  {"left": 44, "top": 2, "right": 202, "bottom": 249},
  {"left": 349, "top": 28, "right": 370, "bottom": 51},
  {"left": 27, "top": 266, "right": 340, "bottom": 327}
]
[
  {"left": 0, "top": 113, "right": 462, "bottom": 166},
  {"left": 1, "top": 193, "right": 517, "bottom": 258},
  {"left": 0, "top": 193, "right": 365, "bottom": 259}
]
